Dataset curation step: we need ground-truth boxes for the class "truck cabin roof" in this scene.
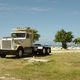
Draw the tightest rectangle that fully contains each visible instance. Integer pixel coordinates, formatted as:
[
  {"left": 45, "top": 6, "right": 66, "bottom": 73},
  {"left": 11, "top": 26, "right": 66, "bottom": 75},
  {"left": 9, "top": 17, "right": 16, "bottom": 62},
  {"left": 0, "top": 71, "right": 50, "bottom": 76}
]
[{"left": 13, "top": 27, "right": 33, "bottom": 33}]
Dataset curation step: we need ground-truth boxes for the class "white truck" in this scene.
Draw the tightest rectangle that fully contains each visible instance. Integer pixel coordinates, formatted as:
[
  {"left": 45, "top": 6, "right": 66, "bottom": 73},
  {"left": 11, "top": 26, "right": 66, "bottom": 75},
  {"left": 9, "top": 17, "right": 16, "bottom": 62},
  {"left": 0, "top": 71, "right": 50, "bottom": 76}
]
[{"left": 0, "top": 27, "right": 51, "bottom": 58}]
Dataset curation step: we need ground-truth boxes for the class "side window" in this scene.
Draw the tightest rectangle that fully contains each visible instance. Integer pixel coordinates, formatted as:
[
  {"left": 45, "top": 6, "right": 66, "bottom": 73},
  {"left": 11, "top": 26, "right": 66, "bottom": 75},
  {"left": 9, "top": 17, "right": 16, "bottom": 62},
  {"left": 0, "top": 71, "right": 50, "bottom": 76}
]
[{"left": 11, "top": 33, "right": 16, "bottom": 38}]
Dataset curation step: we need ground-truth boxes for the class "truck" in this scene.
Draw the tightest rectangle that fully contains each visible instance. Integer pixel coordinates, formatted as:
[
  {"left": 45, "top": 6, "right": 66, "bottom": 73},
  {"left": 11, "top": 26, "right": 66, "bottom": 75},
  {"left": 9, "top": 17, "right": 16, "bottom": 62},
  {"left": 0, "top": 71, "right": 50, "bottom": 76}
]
[{"left": 0, "top": 27, "right": 51, "bottom": 58}]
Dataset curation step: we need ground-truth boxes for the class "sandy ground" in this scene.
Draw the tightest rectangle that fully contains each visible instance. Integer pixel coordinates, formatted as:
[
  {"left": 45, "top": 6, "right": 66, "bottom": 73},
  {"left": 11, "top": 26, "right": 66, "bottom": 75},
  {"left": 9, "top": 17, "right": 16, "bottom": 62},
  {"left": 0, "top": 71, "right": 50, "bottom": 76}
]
[{"left": 51, "top": 47, "right": 80, "bottom": 53}]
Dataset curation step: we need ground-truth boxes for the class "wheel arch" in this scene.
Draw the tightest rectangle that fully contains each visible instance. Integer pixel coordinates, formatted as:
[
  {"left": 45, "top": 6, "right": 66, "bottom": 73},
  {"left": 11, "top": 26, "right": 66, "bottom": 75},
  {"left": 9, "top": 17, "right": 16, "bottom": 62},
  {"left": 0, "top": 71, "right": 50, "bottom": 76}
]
[{"left": 17, "top": 46, "right": 24, "bottom": 52}]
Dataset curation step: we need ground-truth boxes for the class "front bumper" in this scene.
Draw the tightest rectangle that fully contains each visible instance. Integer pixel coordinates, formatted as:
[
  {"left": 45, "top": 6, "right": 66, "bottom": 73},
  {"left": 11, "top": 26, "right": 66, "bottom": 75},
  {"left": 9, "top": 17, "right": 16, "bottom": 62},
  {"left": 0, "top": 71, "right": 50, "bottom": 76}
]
[{"left": 0, "top": 49, "right": 17, "bottom": 55}]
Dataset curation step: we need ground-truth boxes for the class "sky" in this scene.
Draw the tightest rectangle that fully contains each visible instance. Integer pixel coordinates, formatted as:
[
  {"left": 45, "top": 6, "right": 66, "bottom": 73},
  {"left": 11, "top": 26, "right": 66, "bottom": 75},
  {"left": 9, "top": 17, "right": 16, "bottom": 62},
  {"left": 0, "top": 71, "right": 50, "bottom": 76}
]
[{"left": 0, "top": 0, "right": 80, "bottom": 45}]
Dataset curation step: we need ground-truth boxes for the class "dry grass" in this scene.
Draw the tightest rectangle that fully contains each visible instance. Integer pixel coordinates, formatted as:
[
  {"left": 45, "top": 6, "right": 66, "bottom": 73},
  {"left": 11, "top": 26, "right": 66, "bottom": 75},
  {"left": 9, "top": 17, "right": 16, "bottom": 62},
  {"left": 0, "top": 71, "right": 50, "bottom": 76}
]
[{"left": 0, "top": 52, "right": 80, "bottom": 80}]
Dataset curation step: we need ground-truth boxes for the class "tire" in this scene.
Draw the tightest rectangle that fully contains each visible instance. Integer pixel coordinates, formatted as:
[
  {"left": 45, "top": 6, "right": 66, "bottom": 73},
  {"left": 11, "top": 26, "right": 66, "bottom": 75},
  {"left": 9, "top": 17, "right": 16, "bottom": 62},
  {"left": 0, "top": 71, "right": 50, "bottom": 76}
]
[
  {"left": 16, "top": 49, "right": 23, "bottom": 58},
  {"left": 49, "top": 48, "right": 51, "bottom": 53},
  {"left": 0, "top": 54, "right": 6, "bottom": 58},
  {"left": 43, "top": 48, "right": 46, "bottom": 54},
  {"left": 32, "top": 47, "right": 38, "bottom": 55},
  {"left": 46, "top": 48, "right": 50, "bottom": 55}
]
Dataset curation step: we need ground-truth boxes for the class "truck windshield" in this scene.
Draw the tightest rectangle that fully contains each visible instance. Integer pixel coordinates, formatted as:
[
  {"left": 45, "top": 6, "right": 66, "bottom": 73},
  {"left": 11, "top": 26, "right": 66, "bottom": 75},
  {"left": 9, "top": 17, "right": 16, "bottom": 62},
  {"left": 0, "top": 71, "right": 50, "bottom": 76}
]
[{"left": 11, "top": 33, "right": 25, "bottom": 38}]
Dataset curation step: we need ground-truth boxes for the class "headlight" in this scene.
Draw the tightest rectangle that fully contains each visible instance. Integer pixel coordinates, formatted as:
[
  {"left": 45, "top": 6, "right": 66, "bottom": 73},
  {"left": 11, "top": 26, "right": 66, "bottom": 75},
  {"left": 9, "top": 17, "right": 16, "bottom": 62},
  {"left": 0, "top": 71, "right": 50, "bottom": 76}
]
[{"left": 38, "top": 46, "right": 43, "bottom": 49}]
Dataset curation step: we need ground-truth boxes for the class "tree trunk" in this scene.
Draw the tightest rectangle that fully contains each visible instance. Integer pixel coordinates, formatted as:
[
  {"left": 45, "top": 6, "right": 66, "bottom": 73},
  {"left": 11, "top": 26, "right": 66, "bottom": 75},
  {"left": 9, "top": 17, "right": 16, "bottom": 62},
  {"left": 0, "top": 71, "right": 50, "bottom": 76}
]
[{"left": 62, "top": 42, "right": 67, "bottom": 49}]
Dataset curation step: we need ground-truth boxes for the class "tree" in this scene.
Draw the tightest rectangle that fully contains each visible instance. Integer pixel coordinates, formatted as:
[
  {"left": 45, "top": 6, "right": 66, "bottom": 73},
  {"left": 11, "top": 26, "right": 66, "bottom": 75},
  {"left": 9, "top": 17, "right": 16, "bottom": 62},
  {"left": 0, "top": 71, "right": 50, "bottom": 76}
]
[
  {"left": 33, "top": 29, "right": 40, "bottom": 42},
  {"left": 54, "top": 29, "right": 74, "bottom": 49},
  {"left": 27, "top": 27, "right": 40, "bottom": 42},
  {"left": 73, "top": 37, "right": 80, "bottom": 44}
]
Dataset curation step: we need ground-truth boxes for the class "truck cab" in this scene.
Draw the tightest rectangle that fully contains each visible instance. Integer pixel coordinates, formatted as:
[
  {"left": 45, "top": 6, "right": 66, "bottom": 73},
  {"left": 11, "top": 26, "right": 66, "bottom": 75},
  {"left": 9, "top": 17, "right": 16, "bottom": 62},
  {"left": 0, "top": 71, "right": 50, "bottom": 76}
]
[{"left": 0, "top": 27, "right": 33, "bottom": 58}]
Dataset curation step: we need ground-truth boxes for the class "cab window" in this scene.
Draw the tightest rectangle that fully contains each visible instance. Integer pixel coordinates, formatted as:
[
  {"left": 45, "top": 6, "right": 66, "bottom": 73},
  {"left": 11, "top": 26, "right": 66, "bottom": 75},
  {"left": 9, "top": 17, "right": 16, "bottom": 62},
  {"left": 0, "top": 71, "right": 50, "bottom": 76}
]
[{"left": 11, "top": 33, "right": 25, "bottom": 38}]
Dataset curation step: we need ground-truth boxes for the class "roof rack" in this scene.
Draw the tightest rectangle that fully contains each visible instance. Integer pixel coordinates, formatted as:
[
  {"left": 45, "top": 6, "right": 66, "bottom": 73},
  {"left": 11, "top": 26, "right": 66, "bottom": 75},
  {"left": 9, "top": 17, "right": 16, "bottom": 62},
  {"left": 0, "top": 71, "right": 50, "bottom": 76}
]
[{"left": 13, "top": 27, "right": 33, "bottom": 32}]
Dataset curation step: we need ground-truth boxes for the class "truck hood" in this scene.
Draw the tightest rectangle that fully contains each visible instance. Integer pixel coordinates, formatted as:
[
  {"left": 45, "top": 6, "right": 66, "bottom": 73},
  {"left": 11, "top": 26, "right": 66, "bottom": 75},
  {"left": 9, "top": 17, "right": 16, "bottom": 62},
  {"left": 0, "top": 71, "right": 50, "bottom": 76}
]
[{"left": 2, "top": 37, "right": 13, "bottom": 40}]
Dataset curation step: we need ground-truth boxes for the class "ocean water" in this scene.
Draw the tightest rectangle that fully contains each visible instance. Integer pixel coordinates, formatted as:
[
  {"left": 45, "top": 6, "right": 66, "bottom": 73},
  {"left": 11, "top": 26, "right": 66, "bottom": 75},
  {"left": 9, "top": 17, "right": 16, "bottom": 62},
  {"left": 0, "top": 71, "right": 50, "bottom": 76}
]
[{"left": 52, "top": 43, "right": 80, "bottom": 48}]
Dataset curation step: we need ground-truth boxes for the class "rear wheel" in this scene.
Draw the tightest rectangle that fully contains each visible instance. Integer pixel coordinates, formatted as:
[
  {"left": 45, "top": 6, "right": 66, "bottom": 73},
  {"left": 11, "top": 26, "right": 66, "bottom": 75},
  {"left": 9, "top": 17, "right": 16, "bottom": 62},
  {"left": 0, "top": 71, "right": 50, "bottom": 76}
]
[
  {"left": 43, "top": 48, "right": 46, "bottom": 55},
  {"left": 46, "top": 48, "right": 50, "bottom": 55},
  {"left": 49, "top": 48, "right": 51, "bottom": 53}
]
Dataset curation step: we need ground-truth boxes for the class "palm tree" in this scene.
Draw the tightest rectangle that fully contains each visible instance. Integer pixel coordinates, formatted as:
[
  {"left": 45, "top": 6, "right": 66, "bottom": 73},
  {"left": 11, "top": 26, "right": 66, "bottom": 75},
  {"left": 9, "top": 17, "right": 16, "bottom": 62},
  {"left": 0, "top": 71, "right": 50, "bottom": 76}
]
[{"left": 27, "top": 27, "right": 40, "bottom": 42}]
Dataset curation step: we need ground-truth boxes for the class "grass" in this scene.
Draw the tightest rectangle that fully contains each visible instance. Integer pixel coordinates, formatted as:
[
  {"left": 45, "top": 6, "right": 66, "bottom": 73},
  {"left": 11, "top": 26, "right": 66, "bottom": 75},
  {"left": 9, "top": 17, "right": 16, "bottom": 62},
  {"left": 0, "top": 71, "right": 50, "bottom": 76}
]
[{"left": 0, "top": 52, "right": 80, "bottom": 80}]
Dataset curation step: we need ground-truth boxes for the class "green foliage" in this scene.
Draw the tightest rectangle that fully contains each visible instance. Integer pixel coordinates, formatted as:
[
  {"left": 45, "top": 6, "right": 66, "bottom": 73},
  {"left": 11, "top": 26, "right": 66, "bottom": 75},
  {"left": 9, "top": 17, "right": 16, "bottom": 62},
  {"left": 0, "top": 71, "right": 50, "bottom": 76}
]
[
  {"left": 33, "top": 29, "right": 40, "bottom": 42},
  {"left": 26, "top": 27, "right": 40, "bottom": 42},
  {"left": 73, "top": 37, "right": 80, "bottom": 44},
  {"left": 54, "top": 29, "right": 74, "bottom": 49},
  {"left": 54, "top": 29, "right": 73, "bottom": 42},
  {"left": 54, "top": 29, "right": 66, "bottom": 42}
]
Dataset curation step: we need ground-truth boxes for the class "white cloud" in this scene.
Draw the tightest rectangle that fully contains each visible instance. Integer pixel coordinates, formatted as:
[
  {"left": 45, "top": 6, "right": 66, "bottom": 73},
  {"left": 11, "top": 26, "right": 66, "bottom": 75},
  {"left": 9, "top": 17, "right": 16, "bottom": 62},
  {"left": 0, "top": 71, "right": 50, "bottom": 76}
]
[
  {"left": 0, "top": 3, "right": 11, "bottom": 12},
  {"left": 0, "top": 0, "right": 57, "bottom": 12},
  {"left": 34, "top": 0, "right": 57, "bottom": 3},
  {"left": 72, "top": 11, "right": 80, "bottom": 15},
  {"left": 30, "top": 7, "right": 51, "bottom": 12},
  {"left": 0, "top": 2, "right": 52, "bottom": 12},
  {"left": 0, "top": 3, "right": 7, "bottom": 6},
  {"left": 0, "top": 7, "right": 10, "bottom": 12},
  {"left": 0, "top": 5, "right": 52, "bottom": 12}
]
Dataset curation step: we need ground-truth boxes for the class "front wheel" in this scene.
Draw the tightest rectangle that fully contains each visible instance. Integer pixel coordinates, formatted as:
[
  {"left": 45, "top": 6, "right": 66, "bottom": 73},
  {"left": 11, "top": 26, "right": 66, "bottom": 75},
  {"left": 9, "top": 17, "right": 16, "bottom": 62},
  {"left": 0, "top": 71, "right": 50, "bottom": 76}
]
[
  {"left": 16, "top": 49, "right": 23, "bottom": 58},
  {"left": 0, "top": 54, "right": 6, "bottom": 58}
]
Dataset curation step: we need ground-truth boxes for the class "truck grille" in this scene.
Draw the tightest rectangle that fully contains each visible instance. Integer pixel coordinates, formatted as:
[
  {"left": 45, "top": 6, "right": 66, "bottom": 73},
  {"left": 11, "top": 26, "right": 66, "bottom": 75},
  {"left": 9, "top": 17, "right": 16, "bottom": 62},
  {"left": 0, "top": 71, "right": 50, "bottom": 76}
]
[{"left": 2, "top": 40, "right": 11, "bottom": 49}]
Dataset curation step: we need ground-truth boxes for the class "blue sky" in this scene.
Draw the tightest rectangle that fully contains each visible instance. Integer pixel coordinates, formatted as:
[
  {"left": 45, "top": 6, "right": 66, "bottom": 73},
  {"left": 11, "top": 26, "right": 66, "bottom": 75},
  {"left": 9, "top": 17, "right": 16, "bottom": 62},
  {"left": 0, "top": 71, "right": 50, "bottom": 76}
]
[{"left": 0, "top": 0, "right": 80, "bottom": 45}]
